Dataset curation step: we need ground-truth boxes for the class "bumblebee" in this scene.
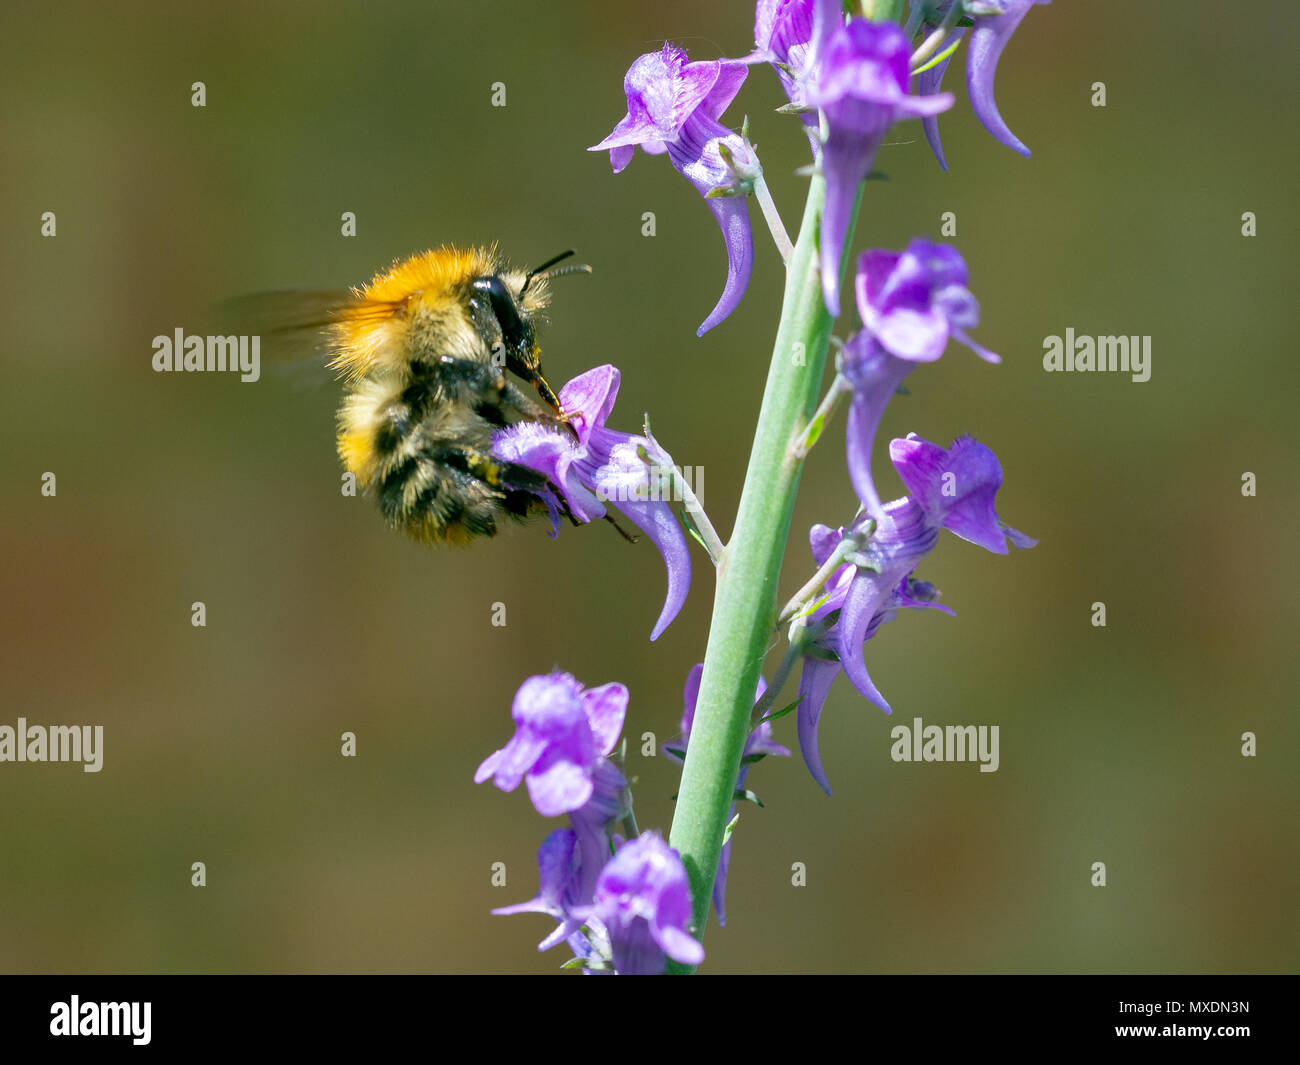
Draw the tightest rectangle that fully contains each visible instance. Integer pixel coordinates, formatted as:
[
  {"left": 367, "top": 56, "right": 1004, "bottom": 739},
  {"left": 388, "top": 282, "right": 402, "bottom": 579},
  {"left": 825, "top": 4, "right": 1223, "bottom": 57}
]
[{"left": 324, "top": 246, "right": 587, "bottom": 544}]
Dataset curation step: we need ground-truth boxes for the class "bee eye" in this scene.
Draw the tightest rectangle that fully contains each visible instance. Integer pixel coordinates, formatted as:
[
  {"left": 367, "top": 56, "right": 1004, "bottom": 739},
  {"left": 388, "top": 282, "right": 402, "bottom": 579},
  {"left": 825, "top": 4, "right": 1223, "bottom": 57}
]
[{"left": 471, "top": 276, "right": 527, "bottom": 351}]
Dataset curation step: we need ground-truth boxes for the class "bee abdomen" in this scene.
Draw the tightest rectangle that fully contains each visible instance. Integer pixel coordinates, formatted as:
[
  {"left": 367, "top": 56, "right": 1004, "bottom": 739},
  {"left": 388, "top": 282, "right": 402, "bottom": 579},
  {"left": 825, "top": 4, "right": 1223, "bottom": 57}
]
[
  {"left": 376, "top": 449, "right": 504, "bottom": 542},
  {"left": 338, "top": 358, "right": 555, "bottom": 546}
]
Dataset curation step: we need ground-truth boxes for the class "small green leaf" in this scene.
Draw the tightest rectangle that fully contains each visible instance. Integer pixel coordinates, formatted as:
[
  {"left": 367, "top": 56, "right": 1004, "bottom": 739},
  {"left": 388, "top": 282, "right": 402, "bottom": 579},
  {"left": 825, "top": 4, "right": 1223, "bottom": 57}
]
[
  {"left": 792, "top": 591, "right": 833, "bottom": 623},
  {"left": 774, "top": 102, "right": 816, "bottom": 115},
  {"left": 911, "top": 37, "right": 962, "bottom": 77},
  {"left": 804, "top": 412, "right": 826, "bottom": 450},
  {"left": 734, "top": 788, "right": 764, "bottom": 808},
  {"left": 758, "top": 699, "right": 801, "bottom": 725},
  {"left": 722, "top": 812, "right": 741, "bottom": 847},
  {"left": 679, "top": 508, "right": 709, "bottom": 555}
]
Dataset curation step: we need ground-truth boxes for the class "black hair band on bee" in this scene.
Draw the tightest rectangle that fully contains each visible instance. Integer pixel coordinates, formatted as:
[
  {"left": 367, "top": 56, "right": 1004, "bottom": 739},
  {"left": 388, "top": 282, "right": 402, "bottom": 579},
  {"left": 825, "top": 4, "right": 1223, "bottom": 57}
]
[{"left": 521, "top": 250, "right": 592, "bottom": 296}]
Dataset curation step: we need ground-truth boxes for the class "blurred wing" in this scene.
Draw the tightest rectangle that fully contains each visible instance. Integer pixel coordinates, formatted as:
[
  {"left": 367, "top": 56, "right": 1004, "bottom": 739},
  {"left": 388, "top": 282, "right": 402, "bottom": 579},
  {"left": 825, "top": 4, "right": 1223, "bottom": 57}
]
[{"left": 208, "top": 290, "right": 398, "bottom": 390}]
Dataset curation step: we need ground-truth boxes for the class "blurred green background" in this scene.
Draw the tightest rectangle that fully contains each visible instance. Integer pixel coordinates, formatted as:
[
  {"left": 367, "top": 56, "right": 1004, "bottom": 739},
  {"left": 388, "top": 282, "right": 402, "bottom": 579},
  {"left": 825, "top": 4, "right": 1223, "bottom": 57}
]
[{"left": 1, "top": 0, "right": 1296, "bottom": 974}]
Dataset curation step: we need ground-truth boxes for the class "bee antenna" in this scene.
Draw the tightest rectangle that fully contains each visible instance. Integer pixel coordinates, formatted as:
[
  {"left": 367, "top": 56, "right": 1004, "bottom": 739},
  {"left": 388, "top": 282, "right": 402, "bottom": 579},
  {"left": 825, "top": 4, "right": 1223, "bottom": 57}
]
[
  {"left": 538, "top": 263, "right": 592, "bottom": 282},
  {"left": 522, "top": 250, "right": 590, "bottom": 295}
]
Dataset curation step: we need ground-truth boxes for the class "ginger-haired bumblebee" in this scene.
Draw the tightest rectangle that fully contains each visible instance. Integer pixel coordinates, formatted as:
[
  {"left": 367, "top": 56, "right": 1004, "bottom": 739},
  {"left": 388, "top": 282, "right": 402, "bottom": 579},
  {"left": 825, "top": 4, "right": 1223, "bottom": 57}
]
[{"left": 318, "top": 246, "right": 587, "bottom": 544}]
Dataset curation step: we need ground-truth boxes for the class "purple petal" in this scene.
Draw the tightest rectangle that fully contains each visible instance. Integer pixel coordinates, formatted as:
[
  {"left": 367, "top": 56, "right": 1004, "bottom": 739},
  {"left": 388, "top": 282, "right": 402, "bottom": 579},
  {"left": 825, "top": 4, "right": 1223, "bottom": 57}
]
[
  {"left": 888, "top": 433, "right": 951, "bottom": 513},
  {"left": 836, "top": 574, "right": 894, "bottom": 712},
  {"left": 890, "top": 434, "right": 1023, "bottom": 553},
  {"left": 931, "top": 435, "right": 1009, "bottom": 552},
  {"left": 680, "top": 663, "right": 703, "bottom": 736},
  {"left": 653, "top": 924, "right": 705, "bottom": 967},
  {"left": 951, "top": 326, "right": 1002, "bottom": 364},
  {"left": 1004, "top": 524, "right": 1038, "bottom": 550},
  {"left": 558, "top": 365, "right": 621, "bottom": 443},
  {"left": 476, "top": 730, "right": 548, "bottom": 791},
  {"left": 526, "top": 751, "right": 595, "bottom": 817},
  {"left": 857, "top": 244, "right": 956, "bottom": 361},
  {"left": 796, "top": 655, "right": 842, "bottom": 795},
  {"left": 917, "top": 28, "right": 967, "bottom": 171},
  {"left": 809, "top": 0, "right": 842, "bottom": 69},
  {"left": 664, "top": 116, "right": 756, "bottom": 336},
  {"left": 810, "top": 19, "right": 911, "bottom": 108},
  {"left": 819, "top": 128, "right": 884, "bottom": 317},
  {"left": 967, "top": 0, "right": 1044, "bottom": 157},
  {"left": 491, "top": 828, "right": 576, "bottom": 916},
  {"left": 582, "top": 682, "right": 630, "bottom": 757},
  {"left": 842, "top": 332, "right": 916, "bottom": 522},
  {"left": 608, "top": 143, "right": 636, "bottom": 173},
  {"left": 702, "top": 60, "right": 749, "bottom": 122},
  {"left": 809, "top": 522, "right": 844, "bottom": 568},
  {"left": 696, "top": 191, "right": 754, "bottom": 336},
  {"left": 713, "top": 836, "right": 733, "bottom": 927},
  {"left": 876, "top": 306, "right": 950, "bottom": 362},
  {"left": 913, "top": 239, "right": 970, "bottom": 287},
  {"left": 609, "top": 492, "right": 693, "bottom": 641}
]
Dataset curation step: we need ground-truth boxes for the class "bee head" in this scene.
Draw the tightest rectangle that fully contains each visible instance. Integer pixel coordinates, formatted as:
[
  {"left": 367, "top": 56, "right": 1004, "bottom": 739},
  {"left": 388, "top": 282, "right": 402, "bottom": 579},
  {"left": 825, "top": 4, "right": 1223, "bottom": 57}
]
[
  {"left": 469, "top": 251, "right": 590, "bottom": 415},
  {"left": 469, "top": 273, "right": 542, "bottom": 382}
]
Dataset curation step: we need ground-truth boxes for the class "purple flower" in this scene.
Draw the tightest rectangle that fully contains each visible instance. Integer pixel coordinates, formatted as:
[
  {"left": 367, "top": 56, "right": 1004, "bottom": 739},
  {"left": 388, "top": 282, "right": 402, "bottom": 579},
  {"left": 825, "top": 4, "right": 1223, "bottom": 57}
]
[
  {"left": 492, "top": 828, "right": 588, "bottom": 952},
  {"left": 751, "top": 0, "right": 839, "bottom": 149},
  {"left": 493, "top": 365, "right": 692, "bottom": 641},
  {"left": 475, "top": 671, "right": 628, "bottom": 816},
  {"left": 590, "top": 45, "right": 756, "bottom": 335},
  {"left": 575, "top": 831, "right": 704, "bottom": 975},
  {"left": 753, "top": 0, "right": 816, "bottom": 110},
  {"left": 805, "top": 19, "right": 953, "bottom": 317},
  {"left": 843, "top": 240, "right": 999, "bottom": 522},
  {"left": 794, "top": 528, "right": 952, "bottom": 794},
  {"left": 666, "top": 664, "right": 790, "bottom": 925},
  {"left": 476, "top": 671, "right": 630, "bottom": 904},
  {"left": 838, "top": 434, "right": 1035, "bottom": 705},
  {"left": 795, "top": 435, "right": 1035, "bottom": 792},
  {"left": 916, "top": 1, "right": 1050, "bottom": 166}
]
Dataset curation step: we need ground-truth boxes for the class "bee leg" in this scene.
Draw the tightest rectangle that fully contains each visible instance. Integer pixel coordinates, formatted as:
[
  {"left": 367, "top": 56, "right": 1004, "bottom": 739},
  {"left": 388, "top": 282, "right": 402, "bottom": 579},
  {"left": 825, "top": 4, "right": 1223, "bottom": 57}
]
[
  {"left": 524, "top": 368, "right": 581, "bottom": 443},
  {"left": 439, "top": 443, "right": 582, "bottom": 527},
  {"left": 490, "top": 376, "right": 579, "bottom": 442},
  {"left": 493, "top": 379, "right": 552, "bottom": 424},
  {"left": 431, "top": 356, "right": 559, "bottom": 430},
  {"left": 439, "top": 444, "right": 538, "bottom": 492},
  {"left": 602, "top": 512, "right": 639, "bottom": 544}
]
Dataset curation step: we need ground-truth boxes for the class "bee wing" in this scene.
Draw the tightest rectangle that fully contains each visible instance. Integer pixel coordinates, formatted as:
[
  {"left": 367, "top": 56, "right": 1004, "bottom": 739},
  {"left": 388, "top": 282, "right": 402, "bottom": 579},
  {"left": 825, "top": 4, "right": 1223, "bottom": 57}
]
[{"left": 208, "top": 290, "right": 399, "bottom": 390}]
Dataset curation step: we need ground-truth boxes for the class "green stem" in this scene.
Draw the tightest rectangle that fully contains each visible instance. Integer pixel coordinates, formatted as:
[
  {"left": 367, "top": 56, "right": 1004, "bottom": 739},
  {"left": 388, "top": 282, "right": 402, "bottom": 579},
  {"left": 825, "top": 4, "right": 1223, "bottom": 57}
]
[
  {"left": 666, "top": 174, "right": 859, "bottom": 971},
  {"left": 753, "top": 174, "right": 793, "bottom": 264},
  {"left": 750, "top": 628, "right": 805, "bottom": 724}
]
